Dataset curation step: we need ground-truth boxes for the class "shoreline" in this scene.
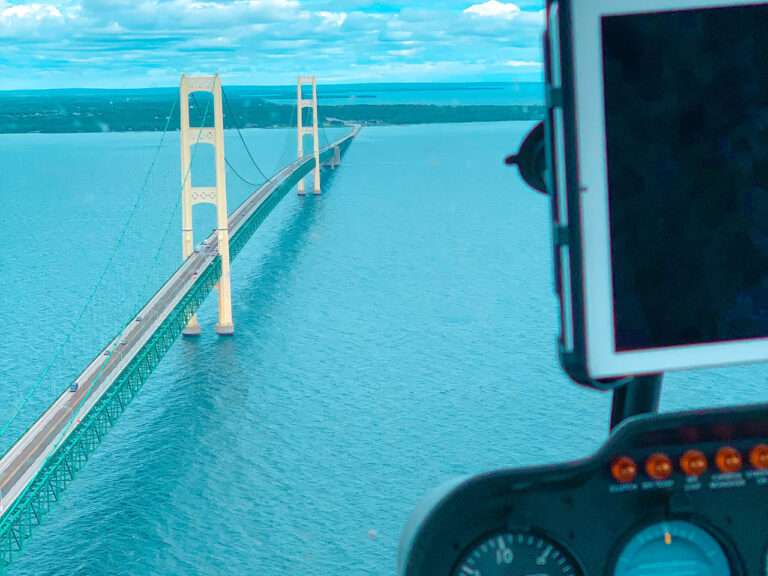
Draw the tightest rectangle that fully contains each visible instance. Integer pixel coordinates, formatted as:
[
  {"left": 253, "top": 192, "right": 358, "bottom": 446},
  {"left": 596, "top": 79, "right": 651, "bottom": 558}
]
[
  {"left": 0, "top": 118, "right": 543, "bottom": 137},
  {"left": 0, "top": 97, "right": 545, "bottom": 135}
]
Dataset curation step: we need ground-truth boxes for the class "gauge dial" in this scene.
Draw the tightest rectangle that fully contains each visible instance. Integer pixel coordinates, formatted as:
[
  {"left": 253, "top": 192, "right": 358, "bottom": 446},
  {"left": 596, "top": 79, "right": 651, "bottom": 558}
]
[
  {"left": 613, "top": 520, "right": 730, "bottom": 576},
  {"left": 452, "top": 531, "right": 581, "bottom": 576}
]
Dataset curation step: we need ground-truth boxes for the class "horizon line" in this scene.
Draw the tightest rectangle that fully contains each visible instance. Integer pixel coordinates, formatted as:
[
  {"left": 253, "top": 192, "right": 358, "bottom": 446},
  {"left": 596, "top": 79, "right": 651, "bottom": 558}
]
[{"left": 0, "top": 79, "right": 546, "bottom": 94}]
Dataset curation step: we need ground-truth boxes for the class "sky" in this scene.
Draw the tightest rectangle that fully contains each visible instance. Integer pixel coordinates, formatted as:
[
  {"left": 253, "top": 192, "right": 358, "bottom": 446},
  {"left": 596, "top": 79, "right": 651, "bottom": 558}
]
[{"left": 0, "top": 0, "right": 546, "bottom": 89}]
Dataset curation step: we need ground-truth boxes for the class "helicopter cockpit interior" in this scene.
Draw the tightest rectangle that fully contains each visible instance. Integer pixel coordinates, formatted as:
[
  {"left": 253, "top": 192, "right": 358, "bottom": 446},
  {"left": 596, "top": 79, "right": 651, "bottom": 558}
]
[{"left": 398, "top": 1, "right": 768, "bottom": 574}]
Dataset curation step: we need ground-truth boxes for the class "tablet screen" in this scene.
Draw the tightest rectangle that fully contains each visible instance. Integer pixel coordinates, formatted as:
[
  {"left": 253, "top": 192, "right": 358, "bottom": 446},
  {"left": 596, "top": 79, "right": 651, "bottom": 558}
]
[{"left": 601, "top": 4, "right": 768, "bottom": 352}]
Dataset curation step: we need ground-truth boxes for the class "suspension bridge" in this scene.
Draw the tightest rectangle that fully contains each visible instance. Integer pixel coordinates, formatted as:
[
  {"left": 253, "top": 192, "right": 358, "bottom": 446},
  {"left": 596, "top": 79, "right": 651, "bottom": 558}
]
[{"left": 0, "top": 73, "right": 358, "bottom": 572}]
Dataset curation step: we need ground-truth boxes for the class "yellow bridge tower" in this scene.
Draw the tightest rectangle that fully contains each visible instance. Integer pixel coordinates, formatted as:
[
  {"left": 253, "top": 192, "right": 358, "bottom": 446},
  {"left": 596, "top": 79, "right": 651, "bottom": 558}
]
[
  {"left": 179, "top": 73, "right": 235, "bottom": 336},
  {"left": 297, "top": 75, "right": 321, "bottom": 195}
]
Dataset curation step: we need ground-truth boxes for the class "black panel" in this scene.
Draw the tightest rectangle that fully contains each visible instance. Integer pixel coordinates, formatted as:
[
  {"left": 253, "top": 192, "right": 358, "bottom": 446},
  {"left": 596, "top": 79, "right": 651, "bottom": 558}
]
[
  {"left": 602, "top": 5, "right": 768, "bottom": 351},
  {"left": 400, "top": 403, "right": 768, "bottom": 576}
]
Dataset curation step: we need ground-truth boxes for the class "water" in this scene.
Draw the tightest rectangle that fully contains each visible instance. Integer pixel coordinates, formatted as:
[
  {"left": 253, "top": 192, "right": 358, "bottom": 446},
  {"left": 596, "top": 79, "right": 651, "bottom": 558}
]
[
  {"left": 1, "top": 122, "right": 767, "bottom": 576},
  {"left": 79, "top": 82, "right": 543, "bottom": 106},
  {"left": 250, "top": 82, "right": 546, "bottom": 106}
]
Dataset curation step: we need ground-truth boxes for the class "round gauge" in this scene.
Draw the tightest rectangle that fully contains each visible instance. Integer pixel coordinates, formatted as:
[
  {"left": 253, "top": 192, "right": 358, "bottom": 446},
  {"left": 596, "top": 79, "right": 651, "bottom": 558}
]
[
  {"left": 453, "top": 531, "right": 581, "bottom": 576},
  {"left": 614, "top": 520, "right": 731, "bottom": 576}
]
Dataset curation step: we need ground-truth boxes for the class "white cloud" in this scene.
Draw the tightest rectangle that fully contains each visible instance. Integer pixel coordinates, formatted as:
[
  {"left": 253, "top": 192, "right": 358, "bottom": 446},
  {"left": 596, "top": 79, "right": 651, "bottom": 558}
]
[
  {"left": 387, "top": 48, "right": 419, "bottom": 57},
  {"left": 504, "top": 60, "right": 542, "bottom": 67},
  {"left": 464, "top": 1, "right": 521, "bottom": 19},
  {"left": 1, "top": 3, "right": 62, "bottom": 22},
  {"left": 0, "top": 1, "right": 547, "bottom": 88},
  {"left": 318, "top": 11, "right": 347, "bottom": 27},
  {"left": 517, "top": 9, "right": 546, "bottom": 26}
]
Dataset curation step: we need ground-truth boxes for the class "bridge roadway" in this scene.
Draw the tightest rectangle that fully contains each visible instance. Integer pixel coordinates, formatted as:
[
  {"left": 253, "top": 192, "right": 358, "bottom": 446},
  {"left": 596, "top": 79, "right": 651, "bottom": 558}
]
[{"left": 0, "top": 126, "right": 360, "bottom": 517}]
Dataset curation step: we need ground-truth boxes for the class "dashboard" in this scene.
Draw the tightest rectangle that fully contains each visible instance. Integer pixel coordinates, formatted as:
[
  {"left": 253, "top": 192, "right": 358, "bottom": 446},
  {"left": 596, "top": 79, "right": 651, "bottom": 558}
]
[{"left": 398, "top": 402, "right": 768, "bottom": 576}]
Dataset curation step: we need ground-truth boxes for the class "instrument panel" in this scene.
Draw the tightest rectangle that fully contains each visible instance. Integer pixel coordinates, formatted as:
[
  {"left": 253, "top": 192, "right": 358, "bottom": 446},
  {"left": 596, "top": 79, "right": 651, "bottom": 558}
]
[{"left": 398, "top": 403, "right": 768, "bottom": 576}]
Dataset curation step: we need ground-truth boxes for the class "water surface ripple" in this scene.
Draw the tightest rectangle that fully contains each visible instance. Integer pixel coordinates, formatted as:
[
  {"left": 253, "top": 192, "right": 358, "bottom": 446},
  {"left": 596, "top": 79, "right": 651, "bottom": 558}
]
[{"left": 1, "top": 123, "right": 767, "bottom": 576}]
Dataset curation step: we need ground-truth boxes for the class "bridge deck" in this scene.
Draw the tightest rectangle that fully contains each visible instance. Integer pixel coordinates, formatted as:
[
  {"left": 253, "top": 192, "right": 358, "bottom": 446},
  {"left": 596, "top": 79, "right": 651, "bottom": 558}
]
[{"left": 0, "top": 127, "right": 359, "bottom": 530}]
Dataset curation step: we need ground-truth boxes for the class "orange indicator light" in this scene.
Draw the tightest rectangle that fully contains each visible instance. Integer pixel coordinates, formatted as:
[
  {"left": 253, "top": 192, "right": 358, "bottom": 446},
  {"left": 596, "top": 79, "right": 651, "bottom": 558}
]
[
  {"left": 715, "top": 447, "right": 742, "bottom": 474},
  {"left": 664, "top": 532, "right": 672, "bottom": 545},
  {"left": 645, "top": 453, "right": 673, "bottom": 480},
  {"left": 749, "top": 444, "right": 768, "bottom": 470},
  {"left": 611, "top": 456, "right": 638, "bottom": 483},
  {"left": 680, "top": 450, "right": 708, "bottom": 477}
]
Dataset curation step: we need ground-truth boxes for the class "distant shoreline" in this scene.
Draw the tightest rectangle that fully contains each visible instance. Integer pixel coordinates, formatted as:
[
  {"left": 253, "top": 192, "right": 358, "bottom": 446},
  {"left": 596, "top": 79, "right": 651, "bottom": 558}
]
[{"left": 0, "top": 88, "right": 545, "bottom": 134}]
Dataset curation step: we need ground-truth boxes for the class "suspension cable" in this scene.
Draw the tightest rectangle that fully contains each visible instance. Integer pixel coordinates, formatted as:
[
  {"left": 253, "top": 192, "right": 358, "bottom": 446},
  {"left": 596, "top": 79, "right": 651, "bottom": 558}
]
[
  {"left": 225, "top": 158, "right": 264, "bottom": 187},
  {"left": 221, "top": 88, "right": 270, "bottom": 181},
  {"left": 317, "top": 96, "right": 331, "bottom": 148},
  {"left": 0, "top": 89, "right": 217, "bottom": 532},
  {"left": 280, "top": 103, "right": 297, "bottom": 167},
  {"left": 190, "top": 90, "right": 270, "bottom": 186},
  {"left": 53, "top": 86, "right": 215, "bottom": 460},
  {"left": 0, "top": 97, "right": 179, "bottom": 441}
]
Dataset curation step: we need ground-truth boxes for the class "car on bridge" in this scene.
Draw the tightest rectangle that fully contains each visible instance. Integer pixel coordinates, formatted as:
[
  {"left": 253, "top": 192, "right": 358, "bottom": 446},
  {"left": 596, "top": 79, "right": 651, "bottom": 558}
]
[{"left": 69, "top": 382, "right": 78, "bottom": 393}]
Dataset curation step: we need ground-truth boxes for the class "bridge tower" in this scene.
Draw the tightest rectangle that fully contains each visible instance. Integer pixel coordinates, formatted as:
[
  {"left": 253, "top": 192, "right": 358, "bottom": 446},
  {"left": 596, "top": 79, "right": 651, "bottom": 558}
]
[
  {"left": 297, "top": 75, "right": 321, "bottom": 195},
  {"left": 179, "top": 73, "right": 235, "bottom": 336}
]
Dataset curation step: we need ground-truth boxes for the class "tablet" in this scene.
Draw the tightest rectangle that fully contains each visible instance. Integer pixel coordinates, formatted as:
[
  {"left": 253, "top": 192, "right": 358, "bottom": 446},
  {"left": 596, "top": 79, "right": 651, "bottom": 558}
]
[{"left": 547, "top": 0, "right": 768, "bottom": 382}]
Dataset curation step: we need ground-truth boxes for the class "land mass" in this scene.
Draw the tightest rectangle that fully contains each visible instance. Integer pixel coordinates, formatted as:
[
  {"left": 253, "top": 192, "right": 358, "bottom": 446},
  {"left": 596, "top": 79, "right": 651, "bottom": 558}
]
[{"left": 0, "top": 89, "right": 545, "bottom": 133}]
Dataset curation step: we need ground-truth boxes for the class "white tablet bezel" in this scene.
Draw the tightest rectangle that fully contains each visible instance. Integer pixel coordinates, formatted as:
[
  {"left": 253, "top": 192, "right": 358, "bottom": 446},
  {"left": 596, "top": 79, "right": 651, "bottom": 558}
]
[{"left": 572, "top": 0, "right": 768, "bottom": 378}]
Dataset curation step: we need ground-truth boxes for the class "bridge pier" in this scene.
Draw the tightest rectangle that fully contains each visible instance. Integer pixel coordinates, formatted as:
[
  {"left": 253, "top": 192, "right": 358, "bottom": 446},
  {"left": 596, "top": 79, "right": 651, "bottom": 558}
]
[
  {"left": 323, "top": 145, "right": 341, "bottom": 170},
  {"left": 215, "top": 323, "right": 235, "bottom": 336},
  {"left": 182, "top": 319, "right": 201, "bottom": 337},
  {"left": 182, "top": 222, "right": 201, "bottom": 337},
  {"left": 180, "top": 73, "right": 235, "bottom": 336},
  {"left": 214, "top": 279, "right": 234, "bottom": 335}
]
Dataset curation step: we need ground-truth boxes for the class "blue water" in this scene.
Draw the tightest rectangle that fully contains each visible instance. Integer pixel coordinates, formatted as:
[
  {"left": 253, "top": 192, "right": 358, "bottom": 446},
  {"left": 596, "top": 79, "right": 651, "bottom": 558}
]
[
  {"left": 230, "top": 82, "right": 545, "bottom": 106},
  {"left": 1, "top": 122, "right": 768, "bottom": 576}
]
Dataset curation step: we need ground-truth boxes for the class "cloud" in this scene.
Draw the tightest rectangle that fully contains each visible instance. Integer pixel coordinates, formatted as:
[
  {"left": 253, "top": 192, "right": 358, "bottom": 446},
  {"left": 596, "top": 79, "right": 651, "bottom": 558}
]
[
  {"left": 0, "top": 0, "right": 547, "bottom": 88},
  {"left": 318, "top": 10, "right": 347, "bottom": 27},
  {"left": 504, "top": 60, "right": 542, "bottom": 67},
  {"left": 1, "top": 3, "right": 62, "bottom": 21},
  {"left": 0, "top": 2, "right": 70, "bottom": 40},
  {"left": 79, "top": 0, "right": 305, "bottom": 31},
  {"left": 387, "top": 48, "right": 419, "bottom": 57},
  {"left": 464, "top": 1, "right": 521, "bottom": 19}
]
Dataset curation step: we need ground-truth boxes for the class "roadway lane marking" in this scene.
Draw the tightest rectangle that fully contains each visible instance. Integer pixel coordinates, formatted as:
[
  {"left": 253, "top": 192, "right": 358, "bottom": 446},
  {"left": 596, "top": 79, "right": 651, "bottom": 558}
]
[{"left": 0, "top": 407, "right": 70, "bottom": 491}]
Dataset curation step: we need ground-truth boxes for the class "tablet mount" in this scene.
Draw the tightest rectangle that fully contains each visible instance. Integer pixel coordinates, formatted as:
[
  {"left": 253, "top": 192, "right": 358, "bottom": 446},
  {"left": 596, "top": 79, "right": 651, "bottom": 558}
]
[
  {"left": 504, "top": 121, "right": 547, "bottom": 194},
  {"left": 507, "top": 121, "right": 663, "bottom": 431}
]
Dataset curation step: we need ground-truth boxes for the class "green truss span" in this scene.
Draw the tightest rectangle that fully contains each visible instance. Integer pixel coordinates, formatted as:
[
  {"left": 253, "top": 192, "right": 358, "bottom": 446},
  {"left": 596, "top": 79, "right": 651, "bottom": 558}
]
[
  {"left": 0, "top": 133, "right": 356, "bottom": 572},
  {"left": 0, "top": 258, "right": 221, "bottom": 570}
]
